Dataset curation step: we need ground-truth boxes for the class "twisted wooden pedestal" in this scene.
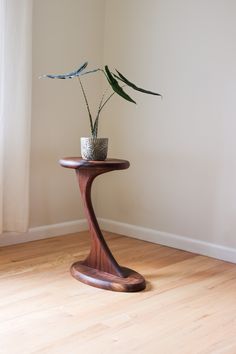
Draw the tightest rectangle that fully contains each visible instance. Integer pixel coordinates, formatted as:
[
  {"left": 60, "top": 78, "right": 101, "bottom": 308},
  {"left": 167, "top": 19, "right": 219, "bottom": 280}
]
[{"left": 59, "top": 157, "right": 146, "bottom": 292}]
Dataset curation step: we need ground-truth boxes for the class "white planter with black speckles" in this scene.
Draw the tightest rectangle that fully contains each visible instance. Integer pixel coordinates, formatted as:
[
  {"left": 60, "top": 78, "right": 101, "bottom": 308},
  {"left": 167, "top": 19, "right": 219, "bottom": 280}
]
[{"left": 81, "top": 137, "right": 108, "bottom": 161}]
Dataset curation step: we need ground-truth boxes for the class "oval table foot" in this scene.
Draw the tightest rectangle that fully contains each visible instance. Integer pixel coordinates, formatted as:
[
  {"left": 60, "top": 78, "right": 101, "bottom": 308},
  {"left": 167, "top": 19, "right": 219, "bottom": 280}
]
[{"left": 71, "top": 262, "right": 146, "bottom": 292}]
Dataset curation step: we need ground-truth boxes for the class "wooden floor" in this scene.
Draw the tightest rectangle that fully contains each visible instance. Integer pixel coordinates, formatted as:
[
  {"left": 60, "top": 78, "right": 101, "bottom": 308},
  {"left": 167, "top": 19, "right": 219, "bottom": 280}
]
[{"left": 0, "top": 232, "right": 236, "bottom": 354}]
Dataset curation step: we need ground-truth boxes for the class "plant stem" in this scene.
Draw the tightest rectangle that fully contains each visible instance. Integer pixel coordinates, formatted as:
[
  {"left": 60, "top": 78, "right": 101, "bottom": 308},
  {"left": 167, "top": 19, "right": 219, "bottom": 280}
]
[
  {"left": 78, "top": 77, "right": 94, "bottom": 136},
  {"left": 78, "top": 70, "right": 126, "bottom": 138},
  {"left": 98, "top": 87, "right": 108, "bottom": 111},
  {"left": 92, "top": 88, "right": 108, "bottom": 137},
  {"left": 93, "top": 83, "right": 126, "bottom": 137},
  {"left": 99, "top": 91, "right": 116, "bottom": 113},
  {"left": 93, "top": 90, "right": 115, "bottom": 138}
]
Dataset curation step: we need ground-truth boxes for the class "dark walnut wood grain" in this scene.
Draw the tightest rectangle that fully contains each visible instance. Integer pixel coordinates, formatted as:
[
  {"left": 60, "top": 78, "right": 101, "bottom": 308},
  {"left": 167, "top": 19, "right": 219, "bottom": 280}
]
[{"left": 59, "top": 157, "right": 146, "bottom": 292}]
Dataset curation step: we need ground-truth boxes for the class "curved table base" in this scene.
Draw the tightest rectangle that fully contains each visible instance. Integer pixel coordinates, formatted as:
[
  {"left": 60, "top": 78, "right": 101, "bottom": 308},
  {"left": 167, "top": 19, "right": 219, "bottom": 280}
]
[
  {"left": 71, "top": 262, "right": 146, "bottom": 292},
  {"left": 60, "top": 158, "right": 146, "bottom": 293}
]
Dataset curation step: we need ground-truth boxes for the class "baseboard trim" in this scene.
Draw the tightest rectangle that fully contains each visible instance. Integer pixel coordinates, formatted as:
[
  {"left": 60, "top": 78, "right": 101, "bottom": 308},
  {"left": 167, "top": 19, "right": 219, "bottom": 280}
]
[
  {"left": 98, "top": 218, "right": 236, "bottom": 264},
  {"left": 1, "top": 217, "right": 236, "bottom": 264},
  {"left": 0, "top": 219, "right": 88, "bottom": 247}
]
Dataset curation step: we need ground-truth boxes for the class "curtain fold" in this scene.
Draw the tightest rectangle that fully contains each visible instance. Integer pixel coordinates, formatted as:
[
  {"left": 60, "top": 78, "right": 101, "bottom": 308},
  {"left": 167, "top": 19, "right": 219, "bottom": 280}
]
[{"left": 0, "top": 0, "right": 32, "bottom": 233}]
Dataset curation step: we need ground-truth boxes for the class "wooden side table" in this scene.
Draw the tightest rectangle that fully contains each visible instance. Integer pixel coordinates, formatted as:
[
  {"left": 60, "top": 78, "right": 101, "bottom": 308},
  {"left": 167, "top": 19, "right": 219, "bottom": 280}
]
[{"left": 59, "top": 157, "right": 146, "bottom": 292}]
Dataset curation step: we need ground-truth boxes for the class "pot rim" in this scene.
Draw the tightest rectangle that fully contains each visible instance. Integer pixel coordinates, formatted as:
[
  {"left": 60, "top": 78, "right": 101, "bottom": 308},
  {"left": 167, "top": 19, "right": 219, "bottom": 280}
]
[{"left": 80, "top": 137, "right": 108, "bottom": 140}]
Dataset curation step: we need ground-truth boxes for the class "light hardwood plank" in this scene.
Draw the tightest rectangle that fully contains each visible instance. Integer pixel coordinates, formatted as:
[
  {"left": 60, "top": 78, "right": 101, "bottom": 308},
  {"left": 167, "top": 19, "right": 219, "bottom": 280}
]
[{"left": 0, "top": 231, "right": 236, "bottom": 354}]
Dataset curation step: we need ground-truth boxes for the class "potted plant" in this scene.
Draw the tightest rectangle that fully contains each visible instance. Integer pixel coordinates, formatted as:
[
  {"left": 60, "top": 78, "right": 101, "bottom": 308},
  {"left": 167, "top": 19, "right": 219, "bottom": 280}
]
[{"left": 41, "top": 62, "right": 161, "bottom": 160}]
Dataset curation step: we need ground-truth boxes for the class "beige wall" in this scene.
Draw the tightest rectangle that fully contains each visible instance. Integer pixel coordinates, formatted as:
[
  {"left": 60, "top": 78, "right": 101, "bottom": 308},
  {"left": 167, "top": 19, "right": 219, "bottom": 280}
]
[
  {"left": 30, "top": 0, "right": 105, "bottom": 226},
  {"left": 97, "top": 0, "right": 236, "bottom": 248},
  {"left": 31, "top": 0, "right": 236, "bottom": 250}
]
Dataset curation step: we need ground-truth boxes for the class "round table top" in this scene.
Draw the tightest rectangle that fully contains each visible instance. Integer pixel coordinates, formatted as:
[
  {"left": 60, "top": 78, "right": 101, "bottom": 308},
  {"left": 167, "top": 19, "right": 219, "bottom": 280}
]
[{"left": 59, "top": 157, "right": 130, "bottom": 170}]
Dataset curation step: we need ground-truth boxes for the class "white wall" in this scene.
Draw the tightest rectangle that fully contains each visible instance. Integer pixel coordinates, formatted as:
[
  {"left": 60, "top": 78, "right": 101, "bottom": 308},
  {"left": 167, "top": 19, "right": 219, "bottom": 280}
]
[
  {"left": 30, "top": 0, "right": 236, "bottom": 255},
  {"left": 30, "top": 0, "right": 105, "bottom": 227},
  {"left": 97, "top": 0, "right": 236, "bottom": 249}
]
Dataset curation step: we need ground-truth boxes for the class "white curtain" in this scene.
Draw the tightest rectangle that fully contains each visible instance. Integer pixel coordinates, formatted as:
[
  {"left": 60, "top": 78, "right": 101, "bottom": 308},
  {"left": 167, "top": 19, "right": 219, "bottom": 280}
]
[{"left": 0, "top": 0, "right": 32, "bottom": 233}]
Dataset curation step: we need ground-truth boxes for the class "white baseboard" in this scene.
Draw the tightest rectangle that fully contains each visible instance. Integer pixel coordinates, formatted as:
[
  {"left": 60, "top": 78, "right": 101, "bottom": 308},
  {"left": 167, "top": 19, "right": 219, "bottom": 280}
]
[
  {"left": 98, "top": 218, "right": 236, "bottom": 264},
  {"left": 0, "top": 219, "right": 88, "bottom": 247},
  {"left": 1, "top": 217, "right": 236, "bottom": 264}
]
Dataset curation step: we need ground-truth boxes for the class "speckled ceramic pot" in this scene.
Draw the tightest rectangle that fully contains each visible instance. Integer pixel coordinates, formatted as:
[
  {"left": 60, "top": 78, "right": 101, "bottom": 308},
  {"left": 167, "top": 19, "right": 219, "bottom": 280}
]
[{"left": 81, "top": 137, "right": 108, "bottom": 161}]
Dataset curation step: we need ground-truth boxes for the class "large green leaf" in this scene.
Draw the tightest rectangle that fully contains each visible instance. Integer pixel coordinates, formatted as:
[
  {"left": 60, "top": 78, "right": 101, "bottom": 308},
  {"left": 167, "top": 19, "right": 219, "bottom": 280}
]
[
  {"left": 115, "top": 70, "right": 162, "bottom": 96},
  {"left": 40, "top": 62, "right": 88, "bottom": 79},
  {"left": 104, "top": 66, "right": 136, "bottom": 104}
]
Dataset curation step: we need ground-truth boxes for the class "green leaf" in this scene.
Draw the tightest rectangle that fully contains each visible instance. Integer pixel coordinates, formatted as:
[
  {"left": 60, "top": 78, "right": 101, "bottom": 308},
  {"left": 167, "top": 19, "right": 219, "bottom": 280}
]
[
  {"left": 104, "top": 65, "right": 136, "bottom": 104},
  {"left": 40, "top": 62, "right": 88, "bottom": 79},
  {"left": 115, "top": 70, "right": 162, "bottom": 97}
]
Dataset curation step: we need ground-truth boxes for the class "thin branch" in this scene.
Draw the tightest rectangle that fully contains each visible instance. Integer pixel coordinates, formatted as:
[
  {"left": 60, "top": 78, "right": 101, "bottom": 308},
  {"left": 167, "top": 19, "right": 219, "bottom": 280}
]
[
  {"left": 80, "top": 68, "right": 102, "bottom": 76},
  {"left": 93, "top": 90, "right": 115, "bottom": 138},
  {"left": 98, "top": 84, "right": 126, "bottom": 119},
  {"left": 99, "top": 90, "right": 116, "bottom": 113},
  {"left": 93, "top": 84, "right": 126, "bottom": 138},
  {"left": 92, "top": 89, "right": 108, "bottom": 138},
  {"left": 78, "top": 77, "right": 94, "bottom": 135},
  {"left": 98, "top": 87, "right": 109, "bottom": 111}
]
